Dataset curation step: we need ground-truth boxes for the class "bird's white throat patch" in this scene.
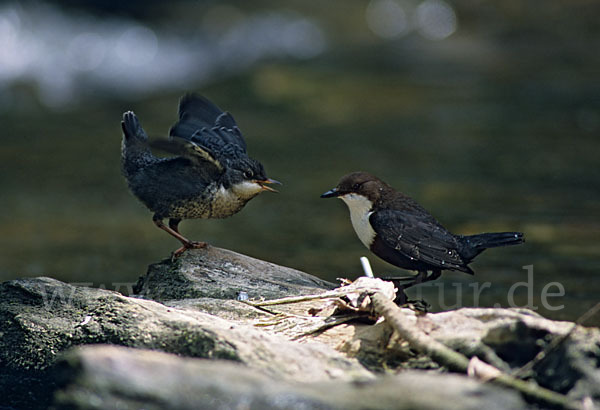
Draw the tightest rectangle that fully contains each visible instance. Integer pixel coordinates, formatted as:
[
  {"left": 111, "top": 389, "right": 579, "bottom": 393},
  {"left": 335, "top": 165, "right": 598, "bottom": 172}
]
[
  {"left": 209, "top": 182, "right": 262, "bottom": 218},
  {"left": 340, "top": 193, "right": 376, "bottom": 248},
  {"left": 230, "top": 181, "right": 263, "bottom": 200}
]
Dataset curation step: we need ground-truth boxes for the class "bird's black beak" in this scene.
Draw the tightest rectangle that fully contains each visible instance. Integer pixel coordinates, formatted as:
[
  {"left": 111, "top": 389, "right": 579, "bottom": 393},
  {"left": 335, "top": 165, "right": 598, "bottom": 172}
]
[{"left": 320, "top": 187, "right": 340, "bottom": 198}]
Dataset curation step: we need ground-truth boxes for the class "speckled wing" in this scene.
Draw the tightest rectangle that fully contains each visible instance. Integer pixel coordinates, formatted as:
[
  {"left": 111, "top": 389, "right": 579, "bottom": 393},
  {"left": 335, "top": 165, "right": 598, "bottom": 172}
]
[
  {"left": 369, "top": 209, "right": 472, "bottom": 273},
  {"left": 169, "top": 94, "right": 248, "bottom": 167}
]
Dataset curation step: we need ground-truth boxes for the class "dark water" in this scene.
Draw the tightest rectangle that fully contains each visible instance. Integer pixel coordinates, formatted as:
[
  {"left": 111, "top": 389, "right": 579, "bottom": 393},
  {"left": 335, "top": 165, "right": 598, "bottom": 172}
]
[{"left": 1, "top": 2, "right": 599, "bottom": 325}]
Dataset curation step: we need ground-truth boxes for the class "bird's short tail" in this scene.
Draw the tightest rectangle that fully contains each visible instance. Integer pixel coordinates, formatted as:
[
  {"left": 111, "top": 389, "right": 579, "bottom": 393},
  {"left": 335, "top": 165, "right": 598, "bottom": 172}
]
[
  {"left": 460, "top": 231, "right": 524, "bottom": 260},
  {"left": 121, "top": 111, "right": 155, "bottom": 178}
]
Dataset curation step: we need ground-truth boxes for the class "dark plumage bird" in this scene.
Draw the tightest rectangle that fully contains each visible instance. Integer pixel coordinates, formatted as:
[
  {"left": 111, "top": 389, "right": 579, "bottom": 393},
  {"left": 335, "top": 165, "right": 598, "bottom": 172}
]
[
  {"left": 121, "top": 94, "right": 279, "bottom": 257},
  {"left": 321, "top": 172, "right": 524, "bottom": 285}
]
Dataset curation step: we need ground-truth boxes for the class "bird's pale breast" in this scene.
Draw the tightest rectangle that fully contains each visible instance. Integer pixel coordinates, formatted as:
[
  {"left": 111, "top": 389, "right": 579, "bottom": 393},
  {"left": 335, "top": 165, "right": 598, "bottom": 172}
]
[{"left": 340, "top": 193, "right": 377, "bottom": 248}]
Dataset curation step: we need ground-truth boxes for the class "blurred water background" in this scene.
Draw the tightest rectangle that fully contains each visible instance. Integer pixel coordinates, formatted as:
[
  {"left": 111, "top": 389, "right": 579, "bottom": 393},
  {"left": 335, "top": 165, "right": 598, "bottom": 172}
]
[{"left": 1, "top": 1, "right": 598, "bottom": 324}]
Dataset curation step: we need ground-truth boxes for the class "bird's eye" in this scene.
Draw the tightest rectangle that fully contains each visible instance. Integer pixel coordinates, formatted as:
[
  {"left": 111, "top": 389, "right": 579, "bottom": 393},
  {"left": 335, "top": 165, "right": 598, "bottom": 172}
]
[
  {"left": 353, "top": 183, "right": 360, "bottom": 190},
  {"left": 243, "top": 170, "right": 253, "bottom": 179}
]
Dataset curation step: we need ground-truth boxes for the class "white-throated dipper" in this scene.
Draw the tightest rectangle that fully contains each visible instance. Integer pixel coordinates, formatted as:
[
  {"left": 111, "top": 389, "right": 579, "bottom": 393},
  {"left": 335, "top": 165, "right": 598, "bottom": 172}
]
[
  {"left": 121, "top": 94, "right": 279, "bottom": 257},
  {"left": 321, "top": 172, "right": 524, "bottom": 285}
]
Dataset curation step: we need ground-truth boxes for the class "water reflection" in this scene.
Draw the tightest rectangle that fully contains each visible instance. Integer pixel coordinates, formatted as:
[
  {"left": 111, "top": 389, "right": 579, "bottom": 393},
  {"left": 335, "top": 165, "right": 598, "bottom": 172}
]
[
  {"left": 366, "top": 0, "right": 457, "bottom": 40},
  {"left": 415, "top": 0, "right": 457, "bottom": 40},
  {"left": 366, "top": 0, "right": 409, "bottom": 39},
  {"left": 0, "top": 2, "right": 326, "bottom": 109},
  {"left": 115, "top": 26, "right": 158, "bottom": 67},
  {"left": 67, "top": 32, "right": 107, "bottom": 72}
]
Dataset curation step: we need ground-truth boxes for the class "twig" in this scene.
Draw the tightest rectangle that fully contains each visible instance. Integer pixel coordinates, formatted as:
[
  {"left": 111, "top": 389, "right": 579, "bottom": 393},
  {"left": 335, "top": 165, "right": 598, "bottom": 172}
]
[
  {"left": 245, "top": 277, "right": 395, "bottom": 307},
  {"left": 292, "top": 315, "right": 360, "bottom": 341},
  {"left": 575, "top": 301, "right": 600, "bottom": 325},
  {"left": 369, "top": 292, "right": 581, "bottom": 410},
  {"left": 370, "top": 292, "right": 471, "bottom": 371},
  {"left": 244, "top": 290, "right": 346, "bottom": 307},
  {"left": 513, "top": 301, "right": 600, "bottom": 378},
  {"left": 243, "top": 303, "right": 280, "bottom": 316}
]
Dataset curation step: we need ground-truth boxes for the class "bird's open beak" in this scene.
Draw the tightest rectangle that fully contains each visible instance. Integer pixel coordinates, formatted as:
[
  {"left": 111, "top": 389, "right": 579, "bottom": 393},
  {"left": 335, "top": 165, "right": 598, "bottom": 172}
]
[
  {"left": 257, "top": 178, "right": 281, "bottom": 193},
  {"left": 320, "top": 187, "right": 340, "bottom": 198}
]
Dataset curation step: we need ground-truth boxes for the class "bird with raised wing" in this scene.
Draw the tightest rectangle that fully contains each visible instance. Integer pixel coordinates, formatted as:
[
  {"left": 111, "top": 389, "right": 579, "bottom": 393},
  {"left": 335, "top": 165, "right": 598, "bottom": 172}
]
[{"left": 121, "top": 94, "right": 279, "bottom": 257}]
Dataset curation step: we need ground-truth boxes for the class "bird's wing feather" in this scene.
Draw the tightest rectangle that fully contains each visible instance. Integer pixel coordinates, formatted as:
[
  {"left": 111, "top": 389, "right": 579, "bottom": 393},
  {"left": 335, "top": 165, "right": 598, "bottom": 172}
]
[
  {"left": 169, "top": 94, "right": 248, "bottom": 163},
  {"left": 130, "top": 157, "right": 219, "bottom": 211},
  {"left": 370, "top": 209, "right": 468, "bottom": 271},
  {"left": 149, "top": 137, "right": 224, "bottom": 173}
]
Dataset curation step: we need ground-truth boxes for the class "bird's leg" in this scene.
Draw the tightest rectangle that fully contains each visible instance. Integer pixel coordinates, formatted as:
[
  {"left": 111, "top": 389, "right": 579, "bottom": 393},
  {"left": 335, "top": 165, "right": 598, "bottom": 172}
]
[
  {"left": 388, "top": 271, "right": 428, "bottom": 290},
  {"left": 153, "top": 215, "right": 207, "bottom": 257},
  {"left": 169, "top": 218, "right": 182, "bottom": 233},
  {"left": 383, "top": 270, "right": 441, "bottom": 304},
  {"left": 391, "top": 271, "right": 433, "bottom": 311},
  {"left": 398, "top": 270, "right": 442, "bottom": 286},
  {"left": 153, "top": 216, "right": 198, "bottom": 245},
  {"left": 394, "top": 286, "right": 409, "bottom": 305},
  {"left": 423, "top": 270, "right": 441, "bottom": 283},
  {"left": 414, "top": 271, "right": 428, "bottom": 284},
  {"left": 386, "top": 273, "right": 421, "bottom": 305}
]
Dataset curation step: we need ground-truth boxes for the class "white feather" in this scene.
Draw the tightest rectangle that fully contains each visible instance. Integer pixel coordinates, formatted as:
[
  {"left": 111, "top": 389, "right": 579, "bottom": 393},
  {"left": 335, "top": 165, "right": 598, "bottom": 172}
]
[
  {"left": 230, "top": 181, "right": 263, "bottom": 200},
  {"left": 340, "top": 193, "right": 376, "bottom": 248}
]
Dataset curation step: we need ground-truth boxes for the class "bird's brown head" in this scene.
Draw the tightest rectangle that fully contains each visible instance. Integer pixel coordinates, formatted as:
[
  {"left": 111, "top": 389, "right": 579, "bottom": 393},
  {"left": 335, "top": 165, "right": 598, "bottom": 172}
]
[{"left": 320, "top": 172, "right": 389, "bottom": 203}]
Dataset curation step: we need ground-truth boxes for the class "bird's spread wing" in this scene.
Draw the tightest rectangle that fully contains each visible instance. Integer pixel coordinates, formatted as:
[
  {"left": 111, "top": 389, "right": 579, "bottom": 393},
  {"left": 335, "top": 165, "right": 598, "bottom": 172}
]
[
  {"left": 149, "top": 137, "right": 224, "bottom": 172},
  {"left": 370, "top": 209, "right": 469, "bottom": 272},
  {"left": 168, "top": 94, "right": 247, "bottom": 166}
]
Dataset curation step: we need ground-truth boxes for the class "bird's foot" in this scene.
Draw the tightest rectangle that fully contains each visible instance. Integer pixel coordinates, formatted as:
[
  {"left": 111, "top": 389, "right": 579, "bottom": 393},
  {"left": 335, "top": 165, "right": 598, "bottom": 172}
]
[
  {"left": 171, "top": 241, "right": 208, "bottom": 259},
  {"left": 399, "top": 299, "right": 431, "bottom": 313},
  {"left": 186, "top": 240, "right": 208, "bottom": 249},
  {"left": 391, "top": 287, "right": 430, "bottom": 312}
]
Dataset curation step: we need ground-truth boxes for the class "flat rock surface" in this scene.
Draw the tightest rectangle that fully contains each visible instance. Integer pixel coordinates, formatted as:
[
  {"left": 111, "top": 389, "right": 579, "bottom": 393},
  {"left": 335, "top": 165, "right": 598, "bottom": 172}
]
[
  {"left": 53, "top": 345, "right": 526, "bottom": 410},
  {"left": 133, "top": 245, "right": 335, "bottom": 301}
]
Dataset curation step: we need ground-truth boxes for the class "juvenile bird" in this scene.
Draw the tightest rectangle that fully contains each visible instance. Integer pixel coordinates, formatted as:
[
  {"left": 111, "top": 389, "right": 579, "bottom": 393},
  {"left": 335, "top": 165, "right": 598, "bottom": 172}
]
[
  {"left": 121, "top": 94, "right": 279, "bottom": 257},
  {"left": 321, "top": 172, "right": 524, "bottom": 286}
]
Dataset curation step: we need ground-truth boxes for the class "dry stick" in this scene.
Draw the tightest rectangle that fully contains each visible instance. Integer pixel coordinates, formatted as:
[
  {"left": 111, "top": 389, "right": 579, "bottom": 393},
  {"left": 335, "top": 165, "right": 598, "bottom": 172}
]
[
  {"left": 248, "top": 256, "right": 381, "bottom": 308},
  {"left": 242, "top": 302, "right": 279, "bottom": 316},
  {"left": 514, "top": 301, "right": 600, "bottom": 378},
  {"left": 369, "top": 292, "right": 581, "bottom": 410},
  {"left": 292, "top": 315, "right": 360, "bottom": 341},
  {"left": 245, "top": 290, "right": 348, "bottom": 307}
]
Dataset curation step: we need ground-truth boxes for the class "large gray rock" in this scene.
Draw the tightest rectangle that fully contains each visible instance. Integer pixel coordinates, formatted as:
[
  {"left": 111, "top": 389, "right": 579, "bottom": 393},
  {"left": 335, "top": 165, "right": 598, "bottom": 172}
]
[
  {"left": 322, "top": 306, "right": 600, "bottom": 402},
  {"left": 53, "top": 345, "right": 526, "bottom": 410},
  {"left": 412, "top": 308, "right": 600, "bottom": 399},
  {"left": 0, "top": 247, "right": 598, "bottom": 409},
  {"left": 133, "top": 245, "right": 335, "bottom": 301},
  {"left": 0, "top": 275, "right": 366, "bottom": 409}
]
